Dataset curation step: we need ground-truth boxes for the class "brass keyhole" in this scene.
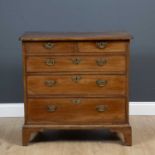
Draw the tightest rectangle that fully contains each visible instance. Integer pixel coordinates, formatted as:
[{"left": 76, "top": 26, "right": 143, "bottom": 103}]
[
  {"left": 44, "top": 42, "right": 54, "bottom": 49},
  {"left": 47, "top": 105, "right": 57, "bottom": 112},
  {"left": 72, "top": 57, "right": 81, "bottom": 65},
  {"left": 72, "top": 99, "right": 81, "bottom": 104},
  {"left": 72, "top": 75, "right": 81, "bottom": 83},
  {"left": 96, "top": 58, "right": 107, "bottom": 66},
  {"left": 44, "top": 80, "right": 56, "bottom": 87},
  {"left": 45, "top": 58, "right": 55, "bottom": 66},
  {"left": 96, "top": 42, "right": 108, "bottom": 49},
  {"left": 96, "top": 105, "right": 108, "bottom": 112},
  {"left": 96, "top": 80, "right": 107, "bottom": 87}
]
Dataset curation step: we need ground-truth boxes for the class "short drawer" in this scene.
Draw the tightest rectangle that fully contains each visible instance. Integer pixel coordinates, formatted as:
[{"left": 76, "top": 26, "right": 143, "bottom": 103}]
[
  {"left": 78, "top": 41, "right": 128, "bottom": 53},
  {"left": 27, "top": 98, "right": 126, "bottom": 124},
  {"left": 27, "top": 75, "right": 126, "bottom": 96},
  {"left": 24, "top": 41, "right": 74, "bottom": 53},
  {"left": 26, "top": 55, "right": 126, "bottom": 73}
]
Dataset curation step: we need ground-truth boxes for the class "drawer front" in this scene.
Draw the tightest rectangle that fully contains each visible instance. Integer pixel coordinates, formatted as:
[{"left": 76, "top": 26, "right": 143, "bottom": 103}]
[
  {"left": 24, "top": 41, "right": 74, "bottom": 53},
  {"left": 27, "top": 75, "right": 126, "bottom": 96},
  {"left": 26, "top": 55, "right": 126, "bottom": 72},
  {"left": 78, "top": 41, "right": 127, "bottom": 53},
  {"left": 27, "top": 98, "right": 126, "bottom": 124}
]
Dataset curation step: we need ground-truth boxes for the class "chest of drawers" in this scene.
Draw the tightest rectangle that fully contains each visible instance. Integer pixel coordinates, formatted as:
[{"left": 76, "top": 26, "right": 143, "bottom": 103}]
[{"left": 20, "top": 32, "right": 132, "bottom": 146}]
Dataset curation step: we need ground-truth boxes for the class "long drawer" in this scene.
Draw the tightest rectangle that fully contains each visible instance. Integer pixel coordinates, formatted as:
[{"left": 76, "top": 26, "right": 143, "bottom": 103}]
[
  {"left": 27, "top": 98, "right": 126, "bottom": 124},
  {"left": 27, "top": 75, "right": 126, "bottom": 96},
  {"left": 26, "top": 55, "right": 126, "bottom": 73}
]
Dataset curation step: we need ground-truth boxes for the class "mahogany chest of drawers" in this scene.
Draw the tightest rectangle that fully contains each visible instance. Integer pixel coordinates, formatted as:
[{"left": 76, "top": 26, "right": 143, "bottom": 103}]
[{"left": 20, "top": 32, "right": 132, "bottom": 146}]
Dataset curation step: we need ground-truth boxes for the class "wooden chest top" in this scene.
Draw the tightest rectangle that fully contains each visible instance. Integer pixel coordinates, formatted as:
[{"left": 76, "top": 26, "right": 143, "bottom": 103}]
[{"left": 19, "top": 32, "right": 132, "bottom": 41}]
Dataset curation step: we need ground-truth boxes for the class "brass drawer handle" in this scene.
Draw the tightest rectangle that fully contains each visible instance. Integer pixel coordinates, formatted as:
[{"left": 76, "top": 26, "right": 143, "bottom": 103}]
[
  {"left": 96, "top": 42, "right": 107, "bottom": 49},
  {"left": 72, "top": 99, "right": 81, "bottom": 104},
  {"left": 45, "top": 58, "right": 55, "bottom": 66},
  {"left": 47, "top": 105, "right": 57, "bottom": 112},
  {"left": 96, "top": 80, "right": 107, "bottom": 87},
  {"left": 44, "top": 42, "right": 54, "bottom": 49},
  {"left": 72, "top": 57, "right": 81, "bottom": 65},
  {"left": 44, "top": 80, "right": 56, "bottom": 87},
  {"left": 96, "top": 58, "right": 107, "bottom": 66},
  {"left": 96, "top": 105, "right": 107, "bottom": 112},
  {"left": 72, "top": 75, "right": 81, "bottom": 83}
]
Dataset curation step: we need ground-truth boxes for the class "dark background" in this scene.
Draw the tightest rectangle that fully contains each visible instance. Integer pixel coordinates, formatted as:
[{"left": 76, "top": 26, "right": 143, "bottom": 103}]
[{"left": 0, "top": 0, "right": 155, "bottom": 103}]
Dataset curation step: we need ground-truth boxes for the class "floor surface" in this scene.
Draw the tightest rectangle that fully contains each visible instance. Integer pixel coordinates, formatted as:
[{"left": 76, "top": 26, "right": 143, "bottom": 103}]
[{"left": 0, "top": 116, "right": 155, "bottom": 155}]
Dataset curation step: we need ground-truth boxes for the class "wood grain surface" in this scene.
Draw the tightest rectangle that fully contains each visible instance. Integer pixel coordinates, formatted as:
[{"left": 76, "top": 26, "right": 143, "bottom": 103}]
[
  {"left": 26, "top": 55, "right": 126, "bottom": 73},
  {"left": 21, "top": 32, "right": 131, "bottom": 146},
  {"left": 19, "top": 32, "right": 133, "bottom": 41},
  {"left": 27, "top": 75, "right": 126, "bottom": 96},
  {"left": 27, "top": 98, "right": 126, "bottom": 124}
]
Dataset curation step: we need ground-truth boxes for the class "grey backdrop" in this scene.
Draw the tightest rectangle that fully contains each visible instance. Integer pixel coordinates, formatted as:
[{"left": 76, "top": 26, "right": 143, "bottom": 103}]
[{"left": 0, "top": 0, "right": 155, "bottom": 103}]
